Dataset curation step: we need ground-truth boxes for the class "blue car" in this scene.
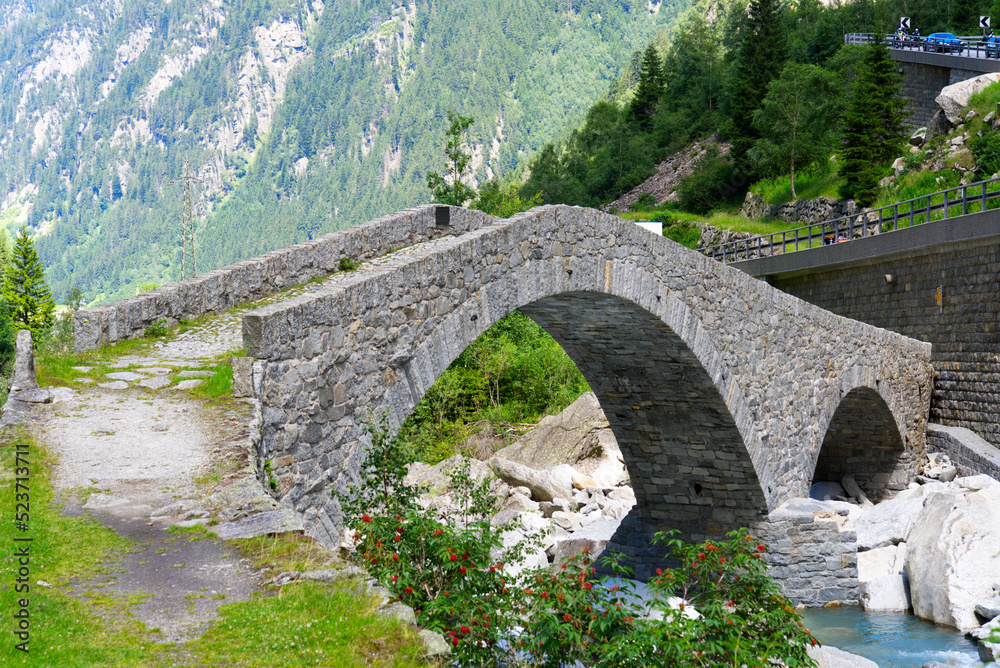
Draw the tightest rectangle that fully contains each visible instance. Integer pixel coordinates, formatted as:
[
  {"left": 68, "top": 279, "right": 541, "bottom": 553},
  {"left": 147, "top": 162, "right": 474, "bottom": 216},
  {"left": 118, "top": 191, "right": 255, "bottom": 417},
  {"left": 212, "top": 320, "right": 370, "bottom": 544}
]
[
  {"left": 922, "top": 32, "right": 965, "bottom": 54},
  {"left": 985, "top": 35, "right": 1000, "bottom": 58}
]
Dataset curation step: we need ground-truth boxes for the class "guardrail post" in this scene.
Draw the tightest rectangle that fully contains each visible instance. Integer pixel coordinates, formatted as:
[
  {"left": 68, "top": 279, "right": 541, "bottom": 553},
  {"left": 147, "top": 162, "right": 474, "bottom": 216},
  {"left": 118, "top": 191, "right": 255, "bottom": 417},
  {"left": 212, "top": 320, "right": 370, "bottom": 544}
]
[
  {"left": 962, "top": 184, "right": 968, "bottom": 216},
  {"left": 944, "top": 190, "right": 949, "bottom": 219}
]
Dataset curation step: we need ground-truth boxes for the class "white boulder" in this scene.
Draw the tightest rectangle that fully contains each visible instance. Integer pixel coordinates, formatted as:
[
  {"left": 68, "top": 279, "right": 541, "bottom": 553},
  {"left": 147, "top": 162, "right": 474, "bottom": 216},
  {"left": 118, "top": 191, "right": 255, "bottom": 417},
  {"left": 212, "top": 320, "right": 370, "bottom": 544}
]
[
  {"left": 488, "top": 457, "right": 575, "bottom": 503},
  {"left": 807, "top": 645, "right": 879, "bottom": 668},
  {"left": 936, "top": 73, "right": 1000, "bottom": 125},
  {"left": 860, "top": 573, "right": 911, "bottom": 612},
  {"left": 905, "top": 479, "right": 1000, "bottom": 631},
  {"left": 853, "top": 482, "right": 943, "bottom": 550},
  {"left": 857, "top": 543, "right": 906, "bottom": 586}
]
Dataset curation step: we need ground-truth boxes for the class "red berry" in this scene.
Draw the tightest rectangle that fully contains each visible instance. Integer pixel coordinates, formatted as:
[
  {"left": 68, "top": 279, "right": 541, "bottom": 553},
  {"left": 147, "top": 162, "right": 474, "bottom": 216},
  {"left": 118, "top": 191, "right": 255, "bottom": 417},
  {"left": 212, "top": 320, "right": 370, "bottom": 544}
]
[
  {"left": 362, "top": 515, "right": 371, "bottom": 523},
  {"left": 450, "top": 554, "right": 458, "bottom": 561}
]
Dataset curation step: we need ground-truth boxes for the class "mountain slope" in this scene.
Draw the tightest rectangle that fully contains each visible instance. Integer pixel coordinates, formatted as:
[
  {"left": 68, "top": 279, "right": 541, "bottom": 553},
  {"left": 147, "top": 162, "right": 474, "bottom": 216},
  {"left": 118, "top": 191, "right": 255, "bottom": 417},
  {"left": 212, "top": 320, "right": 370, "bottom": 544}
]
[{"left": 0, "top": 0, "right": 694, "bottom": 303}]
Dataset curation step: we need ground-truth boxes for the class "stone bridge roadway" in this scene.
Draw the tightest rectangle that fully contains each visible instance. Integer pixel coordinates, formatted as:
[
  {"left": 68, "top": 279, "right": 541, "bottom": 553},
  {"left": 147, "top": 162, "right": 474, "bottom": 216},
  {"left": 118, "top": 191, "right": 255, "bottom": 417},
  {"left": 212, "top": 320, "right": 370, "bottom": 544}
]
[{"left": 243, "top": 204, "right": 933, "bottom": 569}]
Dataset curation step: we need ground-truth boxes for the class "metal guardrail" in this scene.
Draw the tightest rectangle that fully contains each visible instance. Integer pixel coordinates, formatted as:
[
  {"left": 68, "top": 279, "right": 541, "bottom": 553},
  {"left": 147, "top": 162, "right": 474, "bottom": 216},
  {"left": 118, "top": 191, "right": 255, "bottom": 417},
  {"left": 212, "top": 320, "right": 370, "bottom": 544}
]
[
  {"left": 702, "top": 176, "right": 1000, "bottom": 264},
  {"left": 845, "top": 32, "right": 1000, "bottom": 59}
]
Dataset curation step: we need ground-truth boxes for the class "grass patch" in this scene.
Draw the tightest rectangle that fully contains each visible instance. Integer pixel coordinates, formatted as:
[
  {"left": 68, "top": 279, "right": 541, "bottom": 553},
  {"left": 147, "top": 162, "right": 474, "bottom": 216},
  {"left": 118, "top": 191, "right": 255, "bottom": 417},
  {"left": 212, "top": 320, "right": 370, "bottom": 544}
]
[
  {"left": 233, "top": 533, "right": 335, "bottom": 575},
  {"left": 167, "top": 524, "right": 217, "bottom": 541},
  {"left": 750, "top": 166, "right": 844, "bottom": 204},
  {"left": 187, "top": 581, "right": 427, "bottom": 668},
  {"left": 191, "top": 361, "right": 234, "bottom": 399},
  {"left": 0, "top": 432, "right": 167, "bottom": 666}
]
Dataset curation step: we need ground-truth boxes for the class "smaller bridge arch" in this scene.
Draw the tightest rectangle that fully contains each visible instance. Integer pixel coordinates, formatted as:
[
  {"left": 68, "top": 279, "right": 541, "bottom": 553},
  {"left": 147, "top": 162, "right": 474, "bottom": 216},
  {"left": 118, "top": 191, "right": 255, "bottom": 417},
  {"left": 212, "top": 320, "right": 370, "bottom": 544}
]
[{"left": 242, "top": 204, "right": 933, "bottom": 573}]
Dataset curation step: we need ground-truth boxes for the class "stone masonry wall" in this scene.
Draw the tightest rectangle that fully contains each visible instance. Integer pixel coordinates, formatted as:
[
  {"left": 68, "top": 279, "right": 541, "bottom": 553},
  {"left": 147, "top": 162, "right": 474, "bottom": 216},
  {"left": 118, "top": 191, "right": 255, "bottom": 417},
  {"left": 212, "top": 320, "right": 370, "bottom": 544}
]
[
  {"left": 767, "top": 236, "right": 1000, "bottom": 450},
  {"left": 898, "top": 61, "right": 952, "bottom": 129},
  {"left": 241, "top": 204, "right": 932, "bottom": 589},
  {"left": 73, "top": 206, "right": 494, "bottom": 352},
  {"left": 753, "top": 506, "right": 860, "bottom": 607},
  {"left": 927, "top": 423, "right": 1000, "bottom": 480}
]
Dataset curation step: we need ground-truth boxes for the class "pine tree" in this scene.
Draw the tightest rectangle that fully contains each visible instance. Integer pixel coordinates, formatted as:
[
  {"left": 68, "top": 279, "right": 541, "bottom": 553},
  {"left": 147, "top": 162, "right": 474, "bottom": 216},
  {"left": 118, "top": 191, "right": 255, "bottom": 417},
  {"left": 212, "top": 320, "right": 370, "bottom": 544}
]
[
  {"left": 426, "top": 112, "right": 477, "bottom": 207},
  {"left": 3, "top": 228, "right": 55, "bottom": 341},
  {"left": 628, "top": 44, "right": 665, "bottom": 130},
  {"left": 839, "top": 37, "right": 908, "bottom": 206},
  {"left": 728, "top": 0, "right": 787, "bottom": 166}
]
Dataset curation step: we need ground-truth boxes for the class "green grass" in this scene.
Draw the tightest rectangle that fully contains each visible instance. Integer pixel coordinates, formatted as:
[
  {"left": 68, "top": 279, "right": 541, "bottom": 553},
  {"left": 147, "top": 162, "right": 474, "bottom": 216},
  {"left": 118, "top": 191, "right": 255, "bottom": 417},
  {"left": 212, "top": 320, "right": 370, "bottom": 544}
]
[
  {"left": 0, "top": 431, "right": 438, "bottom": 667},
  {"left": 188, "top": 581, "right": 428, "bottom": 668},
  {"left": 192, "top": 361, "right": 234, "bottom": 399},
  {"left": 750, "top": 167, "right": 845, "bottom": 204},
  {"left": 0, "top": 432, "right": 166, "bottom": 666}
]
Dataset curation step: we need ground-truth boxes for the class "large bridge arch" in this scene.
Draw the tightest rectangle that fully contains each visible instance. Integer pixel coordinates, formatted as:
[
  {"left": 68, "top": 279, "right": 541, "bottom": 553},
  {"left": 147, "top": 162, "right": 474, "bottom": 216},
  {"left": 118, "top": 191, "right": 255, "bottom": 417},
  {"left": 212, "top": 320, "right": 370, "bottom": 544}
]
[{"left": 242, "top": 204, "right": 933, "bottom": 554}]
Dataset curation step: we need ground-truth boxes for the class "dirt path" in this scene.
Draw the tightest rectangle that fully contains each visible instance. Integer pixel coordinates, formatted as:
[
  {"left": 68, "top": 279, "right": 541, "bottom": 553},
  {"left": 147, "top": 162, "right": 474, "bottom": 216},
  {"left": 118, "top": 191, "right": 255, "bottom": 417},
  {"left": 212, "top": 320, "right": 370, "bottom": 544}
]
[{"left": 25, "top": 309, "right": 275, "bottom": 644}]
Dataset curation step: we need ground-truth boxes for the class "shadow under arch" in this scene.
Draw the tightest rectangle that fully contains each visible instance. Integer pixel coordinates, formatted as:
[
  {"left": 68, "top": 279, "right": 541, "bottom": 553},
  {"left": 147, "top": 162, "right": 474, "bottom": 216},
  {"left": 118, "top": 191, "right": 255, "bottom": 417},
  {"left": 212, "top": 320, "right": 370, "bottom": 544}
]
[
  {"left": 375, "top": 284, "right": 773, "bottom": 570},
  {"left": 812, "top": 386, "right": 908, "bottom": 502}
]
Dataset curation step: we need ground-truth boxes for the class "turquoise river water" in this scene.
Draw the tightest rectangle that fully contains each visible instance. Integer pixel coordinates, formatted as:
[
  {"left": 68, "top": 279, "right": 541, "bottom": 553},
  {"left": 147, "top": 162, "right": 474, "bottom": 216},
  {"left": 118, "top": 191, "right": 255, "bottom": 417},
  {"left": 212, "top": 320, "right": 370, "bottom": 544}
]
[{"left": 800, "top": 606, "right": 986, "bottom": 667}]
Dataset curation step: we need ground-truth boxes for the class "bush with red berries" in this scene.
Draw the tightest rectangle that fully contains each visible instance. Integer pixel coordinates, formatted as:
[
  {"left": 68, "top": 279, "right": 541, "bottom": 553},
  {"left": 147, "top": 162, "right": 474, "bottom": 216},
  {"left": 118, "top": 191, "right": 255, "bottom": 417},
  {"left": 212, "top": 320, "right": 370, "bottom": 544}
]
[{"left": 336, "top": 413, "right": 817, "bottom": 667}]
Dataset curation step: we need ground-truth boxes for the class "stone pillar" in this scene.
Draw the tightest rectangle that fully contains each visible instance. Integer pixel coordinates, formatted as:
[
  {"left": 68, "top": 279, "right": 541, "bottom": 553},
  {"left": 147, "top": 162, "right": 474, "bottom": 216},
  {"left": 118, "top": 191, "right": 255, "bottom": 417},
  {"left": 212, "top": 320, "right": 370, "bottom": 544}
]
[{"left": 9, "top": 330, "right": 37, "bottom": 392}]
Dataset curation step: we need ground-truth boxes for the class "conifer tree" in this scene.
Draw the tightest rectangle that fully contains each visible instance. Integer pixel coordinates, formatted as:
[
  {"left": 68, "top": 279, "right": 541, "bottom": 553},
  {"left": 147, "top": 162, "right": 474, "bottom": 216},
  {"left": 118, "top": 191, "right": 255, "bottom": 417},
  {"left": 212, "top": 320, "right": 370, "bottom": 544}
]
[
  {"left": 728, "top": 0, "right": 787, "bottom": 165},
  {"left": 839, "top": 37, "right": 908, "bottom": 206},
  {"left": 426, "top": 112, "right": 476, "bottom": 207},
  {"left": 3, "top": 228, "right": 55, "bottom": 340},
  {"left": 628, "top": 44, "right": 665, "bottom": 130}
]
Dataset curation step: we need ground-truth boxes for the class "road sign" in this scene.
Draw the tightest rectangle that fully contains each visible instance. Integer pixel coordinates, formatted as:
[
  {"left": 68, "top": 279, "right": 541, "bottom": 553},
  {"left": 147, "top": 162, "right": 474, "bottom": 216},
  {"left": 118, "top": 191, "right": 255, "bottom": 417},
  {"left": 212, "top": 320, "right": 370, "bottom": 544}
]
[
  {"left": 900, "top": 17, "right": 910, "bottom": 30},
  {"left": 981, "top": 16, "right": 991, "bottom": 28}
]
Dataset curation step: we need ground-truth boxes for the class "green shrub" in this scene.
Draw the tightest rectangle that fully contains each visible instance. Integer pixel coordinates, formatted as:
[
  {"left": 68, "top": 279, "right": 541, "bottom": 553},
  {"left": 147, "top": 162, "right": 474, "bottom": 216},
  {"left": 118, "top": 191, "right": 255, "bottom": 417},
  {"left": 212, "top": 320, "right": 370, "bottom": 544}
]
[
  {"left": 676, "top": 147, "right": 744, "bottom": 214},
  {"left": 339, "top": 414, "right": 819, "bottom": 667},
  {"left": 339, "top": 257, "right": 359, "bottom": 272},
  {"left": 971, "top": 131, "right": 1000, "bottom": 178},
  {"left": 144, "top": 318, "right": 168, "bottom": 338}
]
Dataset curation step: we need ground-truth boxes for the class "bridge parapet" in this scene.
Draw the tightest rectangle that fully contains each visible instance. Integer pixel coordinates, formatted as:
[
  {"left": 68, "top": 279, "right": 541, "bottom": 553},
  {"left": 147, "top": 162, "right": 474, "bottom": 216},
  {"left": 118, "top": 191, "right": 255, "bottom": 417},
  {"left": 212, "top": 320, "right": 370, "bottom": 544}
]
[
  {"left": 73, "top": 205, "right": 494, "bottom": 352},
  {"left": 241, "top": 204, "right": 933, "bottom": 587}
]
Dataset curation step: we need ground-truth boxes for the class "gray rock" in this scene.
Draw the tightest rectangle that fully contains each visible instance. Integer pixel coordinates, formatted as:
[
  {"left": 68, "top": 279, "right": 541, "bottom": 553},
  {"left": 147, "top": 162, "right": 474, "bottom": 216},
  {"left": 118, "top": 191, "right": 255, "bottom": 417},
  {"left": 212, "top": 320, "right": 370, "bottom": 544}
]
[
  {"left": 550, "top": 517, "right": 621, "bottom": 564},
  {"left": 810, "top": 481, "right": 846, "bottom": 501},
  {"left": 136, "top": 367, "right": 171, "bottom": 375},
  {"left": 105, "top": 371, "right": 147, "bottom": 382},
  {"left": 502, "top": 492, "right": 539, "bottom": 514},
  {"left": 490, "top": 509, "right": 520, "bottom": 528},
  {"left": 150, "top": 501, "right": 191, "bottom": 517},
  {"left": 405, "top": 455, "right": 495, "bottom": 494},
  {"left": 807, "top": 645, "right": 879, "bottom": 668},
  {"left": 9, "top": 330, "right": 37, "bottom": 392},
  {"left": 841, "top": 476, "right": 873, "bottom": 507},
  {"left": 12, "top": 388, "right": 51, "bottom": 404},
  {"left": 860, "top": 573, "right": 912, "bottom": 612},
  {"left": 910, "top": 126, "right": 928, "bottom": 147},
  {"left": 48, "top": 387, "right": 76, "bottom": 402},
  {"left": 98, "top": 381, "right": 130, "bottom": 390},
  {"left": 174, "top": 379, "right": 204, "bottom": 390},
  {"left": 976, "top": 595, "right": 1000, "bottom": 622},
  {"left": 212, "top": 509, "right": 305, "bottom": 539},
  {"left": 232, "top": 357, "right": 254, "bottom": 397},
  {"left": 906, "top": 482, "right": 1000, "bottom": 631},
  {"left": 550, "top": 511, "right": 582, "bottom": 533},
  {"left": 488, "top": 457, "right": 575, "bottom": 503},
  {"left": 138, "top": 376, "right": 172, "bottom": 390},
  {"left": 379, "top": 602, "right": 416, "bottom": 626},
  {"left": 540, "top": 498, "right": 571, "bottom": 517},
  {"left": 178, "top": 369, "right": 214, "bottom": 377},
  {"left": 418, "top": 629, "right": 452, "bottom": 660},
  {"left": 0, "top": 399, "right": 31, "bottom": 426},
  {"left": 972, "top": 615, "right": 1000, "bottom": 663},
  {"left": 173, "top": 518, "right": 211, "bottom": 528}
]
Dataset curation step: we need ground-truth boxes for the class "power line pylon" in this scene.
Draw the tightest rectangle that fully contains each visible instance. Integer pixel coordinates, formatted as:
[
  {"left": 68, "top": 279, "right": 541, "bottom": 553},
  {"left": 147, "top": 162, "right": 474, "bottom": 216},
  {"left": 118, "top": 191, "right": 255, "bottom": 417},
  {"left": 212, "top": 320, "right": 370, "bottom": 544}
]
[{"left": 171, "top": 161, "right": 203, "bottom": 280}]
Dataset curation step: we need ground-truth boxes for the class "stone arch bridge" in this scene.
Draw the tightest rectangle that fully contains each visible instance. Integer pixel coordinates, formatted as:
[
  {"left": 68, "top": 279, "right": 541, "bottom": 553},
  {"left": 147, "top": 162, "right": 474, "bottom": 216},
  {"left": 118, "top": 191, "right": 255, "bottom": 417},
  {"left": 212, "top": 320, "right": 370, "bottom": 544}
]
[{"left": 241, "top": 205, "right": 933, "bottom": 570}]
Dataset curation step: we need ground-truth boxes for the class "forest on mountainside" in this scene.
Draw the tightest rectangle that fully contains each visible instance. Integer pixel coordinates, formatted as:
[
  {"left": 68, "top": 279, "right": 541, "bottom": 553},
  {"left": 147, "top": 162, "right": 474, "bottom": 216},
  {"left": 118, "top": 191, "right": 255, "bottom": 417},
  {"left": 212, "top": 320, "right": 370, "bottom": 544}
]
[
  {"left": 0, "top": 0, "right": 693, "bottom": 305},
  {"left": 519, "top": 0, "right": 1000, "bottom": 211}
]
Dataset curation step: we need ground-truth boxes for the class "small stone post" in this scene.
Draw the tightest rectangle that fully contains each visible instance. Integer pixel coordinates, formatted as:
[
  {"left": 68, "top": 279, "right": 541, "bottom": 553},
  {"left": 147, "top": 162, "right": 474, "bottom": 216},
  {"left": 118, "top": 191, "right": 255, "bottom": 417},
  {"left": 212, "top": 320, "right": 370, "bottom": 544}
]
[{"left": 9, "top": 330, "right": 37, "bottom": 392}]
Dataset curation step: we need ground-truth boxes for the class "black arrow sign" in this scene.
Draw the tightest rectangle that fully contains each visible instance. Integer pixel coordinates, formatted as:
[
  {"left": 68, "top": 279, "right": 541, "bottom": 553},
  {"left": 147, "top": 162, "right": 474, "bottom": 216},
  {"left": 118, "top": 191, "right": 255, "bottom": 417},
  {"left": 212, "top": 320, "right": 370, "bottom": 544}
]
[
  {"left": 981, "top": 16, "right": 991, "bottom": 28},
  {"left": 900, "top": 17, "right": 910, "bottom": 29}
]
